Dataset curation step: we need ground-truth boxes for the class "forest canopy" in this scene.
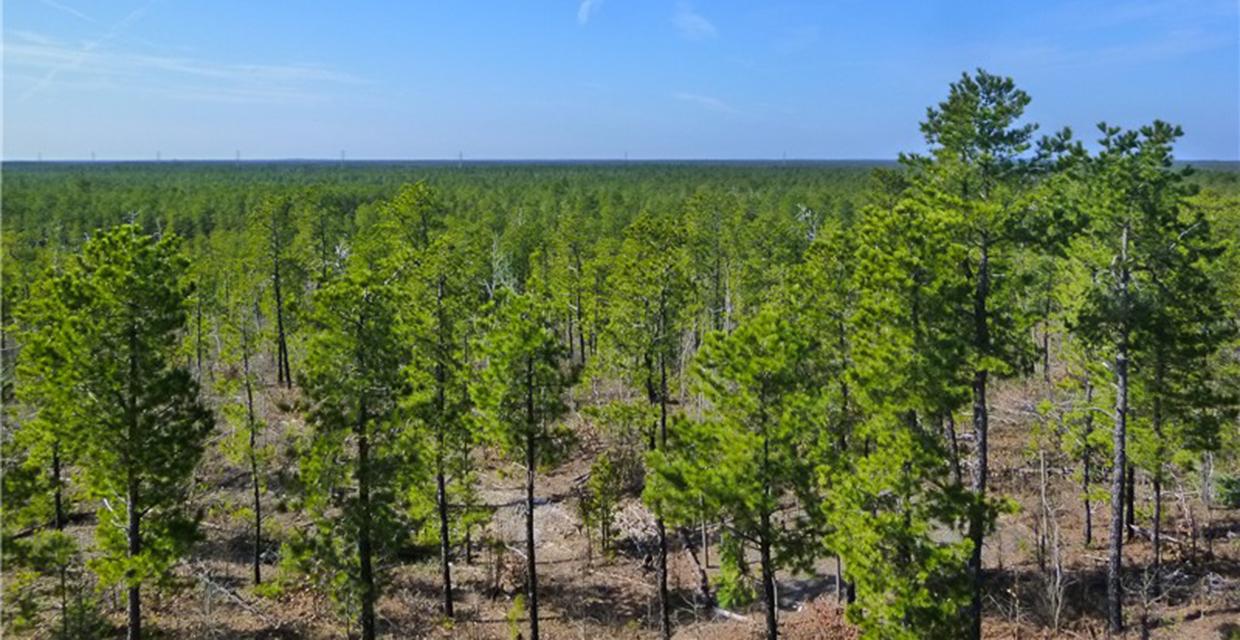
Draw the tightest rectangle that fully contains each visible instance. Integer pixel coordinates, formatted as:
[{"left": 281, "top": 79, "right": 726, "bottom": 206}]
[{"left": 3, "top": 72, "right": 1239, "bottom": 640}]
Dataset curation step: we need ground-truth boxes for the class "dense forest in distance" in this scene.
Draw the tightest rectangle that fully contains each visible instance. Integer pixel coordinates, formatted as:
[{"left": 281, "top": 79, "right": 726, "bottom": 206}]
[{"left": 3, "top": 71, "right": 1240, "bottom": 640}]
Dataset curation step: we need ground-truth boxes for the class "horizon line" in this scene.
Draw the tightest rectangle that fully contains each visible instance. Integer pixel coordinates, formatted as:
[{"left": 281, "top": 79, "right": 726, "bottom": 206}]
[{"left": 4, "top": 157, "right": 1238, "bottom": 164}]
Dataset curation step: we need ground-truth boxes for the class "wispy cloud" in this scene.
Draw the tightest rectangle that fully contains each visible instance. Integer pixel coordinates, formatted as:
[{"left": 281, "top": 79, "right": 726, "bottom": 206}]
[
  {"left": 673, "top": 2, "right": 716, "bottom": 41},
  {"left": 7, "top": 30, "right": 60, "bottom": 46},
  {"left": 995, "top": 26, "right": 1230, "bottom": 70},
  {"left": 577, "top": 0, "right": 602, "bottom": 25},
  {"left": 19, "top": 1, "right": 154, "bottom": 101},
  {"left": 6, "top": 31, "right": 364, "bottom": 104},
  {"left": 673, "top": 91, "right": 736, "bottom": 114},
  {"left": 36, "top": 0, "right": 98, "bottom": 24}
]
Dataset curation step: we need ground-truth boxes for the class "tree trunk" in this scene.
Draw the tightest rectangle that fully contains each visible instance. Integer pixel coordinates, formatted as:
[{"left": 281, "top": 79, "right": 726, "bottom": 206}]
[
  {"left": 52, "top": 441, "right": 64, "bottom": 530},
  {"left": 126, "top": 319, "right": 143, "bottom": 640},
  {"left": 575, "top": 257, "right": 586, "bottom": 365},
  {"left": 525, "top": 429, "right": 540, "bottom": 640},
  {"left": 1107, "top": 224, "right": 1130, "bottom": 634},
  {"left": 760, "top": 426, "right": 778, "bottom": 640},
  {"left": 1083, "top": 377, "right": 1094, "bottom": 547},
  {"left": 196, "top": 295, "right": 204, "bottom": 377},
  {"left": 357, "top": 405, "right": 376, "bottom": 640},
  {"left": 248, "top": 397, "right": 261, "bottom": 586},
  {"left": 656, "top": 351, "right": 671, "bottom": 640},
  {"left": 967, "top": 242, "right": 991, "bottom": 640},
  {"left": 272, "top": 256, "right": 291, "bottom": 389},
  {"left": 437, "top": 459, "right": 454, "bottom": 617},
  {"left": 525, "top": 356, "right": 541, "bottom": 640},
  {"left": 127, "top": 473, "right": 142, "bottom": 640},
  {"left": 760, "top": 522, "right": 778, "bottom": 640},
  {"left": 946, "top": 413, "right": 962, "bottom": 487},
  {"left": 679, "top": 528, "right": 714, "bottom": 608},
  {"left": 435, "top": 279, "right": 455, "bottom": 618},
  {"left": 243, "top": 329, "right": 261, "bottom": 585}
]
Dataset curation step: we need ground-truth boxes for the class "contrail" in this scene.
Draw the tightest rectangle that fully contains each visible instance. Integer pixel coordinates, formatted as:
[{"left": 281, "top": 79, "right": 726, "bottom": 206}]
[
  {"left": 37, "top": 0, "right": 99, "bottom": 24},
  {"left": 21, "top": 0, "right": 155, "bottom": 102}
]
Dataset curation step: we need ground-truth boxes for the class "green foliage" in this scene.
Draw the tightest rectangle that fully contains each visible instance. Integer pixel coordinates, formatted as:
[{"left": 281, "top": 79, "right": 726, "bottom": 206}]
[
  {"left": 506, "top": 594, "right": 527, "bottom": 640},
  {"left": 578, "top": 451, "right": 622, "bottom": 553},
  {"left": 1, "top": 85, "right": 1238, "bottom": 640},
  {"left": 291, "top": 243, "right": 418, "bottom": 625},
  {"left": 2, "top": 530, "right": 109, "bottom": 639},
  {"left": 398, "top": 223, "right": 488, "bottom": 546},
  {"left": 649, "top": 306, "right": 823, "bottom": 564},
  {"left": 1219, "top": 475, "right": 1240, "bottom": 508},
  {"left": 1069, "top": 121, "right": 1236, "bottom": 479},
  {"left": 15, "top": 224, "right": 212, "bottom": 594},
  {"left": 822, "top": 156, "right": 983, "bottom": 638},
  {"left": 472, "top": 289, "right": 573, "bottom": 468},
  {"left": 599, "top": 210, "right": 693, "bottom": 408},
  {"left": 715, "top": 532, "right": 756, "bottom": 609}
]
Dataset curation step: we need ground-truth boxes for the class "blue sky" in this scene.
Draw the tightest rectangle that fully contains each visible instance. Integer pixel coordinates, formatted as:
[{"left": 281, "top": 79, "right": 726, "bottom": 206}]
[{"left": 4, "top": 0, "right": 1237, "bottom": 160}]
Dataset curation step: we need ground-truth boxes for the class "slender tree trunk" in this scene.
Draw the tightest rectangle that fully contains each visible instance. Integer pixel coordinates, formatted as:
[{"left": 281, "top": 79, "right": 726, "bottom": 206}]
[
  {"left": 52, "top": 441, "right": 64, "bottom": 530},
  {"left": 713, "top": 252, "right": 723, "bottom": 332},
  {"left": 946, "top": 413, "right": 962, "bottom": 487},
  {"left": 126, "top": 323, "right": 143, "bottom": 640},
  {"left": 591, "top": 276, "right": 602, "bottom": 357},
  {"left": 679, "top": 528, "right": 713, "bottom": 607},
  {"left": 437, "top": 448, "right": 454, "bottom": 617},
  {"left": 835, "top": 556, "right": 844, "bottom": 604},
  {"left": 566, "top": 308, "right": 575, "bottom": 362},
  {"left": 1083, "top": 377, "right": 1094, "bottom": 547},
  {"left": 435, "top": 278, "right": 455, "bottom": 618},
  {"left": 196, "top": 295, "right": 204, "bottom": 377},
  {"left": 967, "top": 242, "right": 991, "bottom": 640},
  {"left": 656, "top": 351, "right": 671, "bottom": 640},
  {"left": 525, "top": 435, "right": 539, "bottom": 640},
  {"left": 126, "top": 473, "right": 142, "bottom": 640},
  {"left": 759, "top": 521, "right": 778, "bottom": 640},
  {"left": 760, "top": 428, "right": 778, "bottom": 640},
  {"left": 525, "top": 356, "right": 540, "bottom": 640},
  {"left": 575, "top": 280, "right": 586, "bottom": 365},
  {"left": 272, "top": 256, "right": 291, "bottom": 389},
  {"left": 1107, "top": 225, "right": 1131, "bottom": 634},
  {"left": 243, "top": 329, "right": 261, "bottom": 585},
  {"left": 356, "top": 403, "right": 376, "bottom": 640}
]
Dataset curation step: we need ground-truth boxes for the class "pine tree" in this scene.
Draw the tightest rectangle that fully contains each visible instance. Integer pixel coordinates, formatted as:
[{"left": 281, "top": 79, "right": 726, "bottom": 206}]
[
  {"left": 215, "top": 269, "right": 270, "bottom": 585},
  {"left": 250, "top": 195, "right": 302, "bottom": 388},
  {"left": 1067, "top": 120, "right": 1231, "bottom": 631},
  {"left": 294, "top": 242, "right": 414, "bottom": 640},
  {"left": 648, "top": 306, "right": 822, "bottom": 639},
  {"left": 911, "top": 70, "right": 1048, "bottom": 637},
  {"left": 472, "top": 289, "right": 571, "bottom": 640},
  {"left": 788, "top": 215, "right": 862, "bottom": 600},
  {"left": 831, "top": 173, "right": 976, "bottom": 639},
  {"left": 16, "top": 224, "right": 212, "bottom": 640},
  {"left": 402, "top": 227, "right": 486, "bottom": 618},
  {"left": 602, "top": 211, "right": 693, "bottom": 640}
]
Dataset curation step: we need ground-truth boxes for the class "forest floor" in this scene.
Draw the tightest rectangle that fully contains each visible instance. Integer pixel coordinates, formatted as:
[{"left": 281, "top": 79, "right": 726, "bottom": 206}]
[{"left": 28, "top": 374, "right": 1240, "bottom": 639}]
